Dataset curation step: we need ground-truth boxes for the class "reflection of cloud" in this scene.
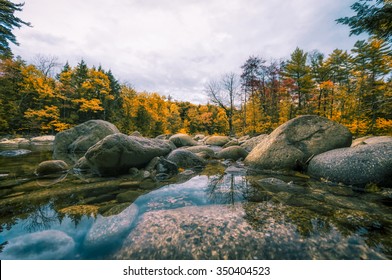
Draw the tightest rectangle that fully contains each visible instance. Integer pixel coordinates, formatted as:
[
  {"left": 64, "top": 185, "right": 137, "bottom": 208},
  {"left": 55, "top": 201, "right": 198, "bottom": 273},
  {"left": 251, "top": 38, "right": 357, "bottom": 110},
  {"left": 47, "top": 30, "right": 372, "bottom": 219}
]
[
  {"left": 12, "top": 0, "right": 363, "bottom": 103},
  {"left": 2, "top": 230, "right": 75, "bottom": 260}
]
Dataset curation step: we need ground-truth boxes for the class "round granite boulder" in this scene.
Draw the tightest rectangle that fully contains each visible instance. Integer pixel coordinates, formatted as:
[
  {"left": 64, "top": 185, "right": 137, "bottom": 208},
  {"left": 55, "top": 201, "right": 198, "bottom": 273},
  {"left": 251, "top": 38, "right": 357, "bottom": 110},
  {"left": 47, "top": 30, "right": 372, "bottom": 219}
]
[
  {"left": 166, "top": 149, "right": 206, "bottom": 169},
  {"left": 53, "top": 120, "right": 119, "bottom": 162},
  {"left": 244, "top": 115, "right": 352, "bottom": 171},
  {"left": 216, "top": 146, "right": 248, "bottom": 161},
  {"left": 83, "top": 133, "right": 173, "bottom": 176},
  {"left": 308, "top": 142, "right": 392, "bottom": 187},
  {"left": 169, "top": 133, "right": 198, "bottom": 147}
]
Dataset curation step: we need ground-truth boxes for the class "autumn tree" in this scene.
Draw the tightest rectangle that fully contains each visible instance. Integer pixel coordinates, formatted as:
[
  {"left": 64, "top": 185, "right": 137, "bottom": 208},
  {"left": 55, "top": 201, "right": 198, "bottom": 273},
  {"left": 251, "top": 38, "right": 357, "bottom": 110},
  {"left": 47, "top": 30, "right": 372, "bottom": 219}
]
[
  {"left": 205, "top": 72, "right": 239, "bottom": 136},
  {"left": 0, "top": 0, "right": 31, "bottom": 57}
]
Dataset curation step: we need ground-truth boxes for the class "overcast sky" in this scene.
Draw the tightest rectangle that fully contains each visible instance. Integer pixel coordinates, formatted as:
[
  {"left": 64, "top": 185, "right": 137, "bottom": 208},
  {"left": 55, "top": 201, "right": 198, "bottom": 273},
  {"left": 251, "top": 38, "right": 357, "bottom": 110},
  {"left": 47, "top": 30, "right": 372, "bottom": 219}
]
[{"left": 12, "top": 0, "right": 364, "bottom": 103}]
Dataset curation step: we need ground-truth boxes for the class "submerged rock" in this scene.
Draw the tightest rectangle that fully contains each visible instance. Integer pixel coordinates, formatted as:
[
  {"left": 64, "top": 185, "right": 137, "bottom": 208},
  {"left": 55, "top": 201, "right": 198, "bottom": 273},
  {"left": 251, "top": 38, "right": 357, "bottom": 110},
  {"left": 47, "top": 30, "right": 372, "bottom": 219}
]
[
  {"left": 1, "top": 230, "right": 75, "bottom": 260},
  {"left": 83, "top": 133, "right": 173, "bottom": 176},
  {"left": 244, "top": 115, "right": 352, "bottom": 171},
  {"left": 308, "top": 142, "right": 392, "bottom": 187},
  {"left": 35, "top": 160, "right": 69, "bottom": 176},
  {"left": 0, "top": 149, "right": 32, "bottom": 157},
  {"left": 84, "top": 204, "right": 138, "bottom": 251},
  {"left": 53, "top": 120, "right": 119, "bottom": 161},
  {"left": 113, "top": 203, "right": 385, "bottom": 260}
]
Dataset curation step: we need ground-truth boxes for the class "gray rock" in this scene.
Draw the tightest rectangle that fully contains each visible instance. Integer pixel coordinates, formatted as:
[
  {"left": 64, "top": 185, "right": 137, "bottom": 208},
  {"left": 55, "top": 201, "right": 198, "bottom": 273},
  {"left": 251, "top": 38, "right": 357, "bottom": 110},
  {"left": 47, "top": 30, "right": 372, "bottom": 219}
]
[
  {"left": 351, "top": 136, "right": 392, "bottom": 147},
  {"left": 216, "top": 146, "right": 248, "bottom": 161},
  {"left": 193, "top": 134, "right": 205, "bottom": 141},
  {"left": 185, "top": 146, "right": 215, "bottom": 158},
  {"left": 244, "top": 115, "right": 352, "bottom": 171},
  {"left": 204, "top": 135, "right": 230, "bottom": 146},
  {"left": 308, "top": 142, "right": 392, "bottom": 187},
  {"left": 222, "top": 139, "right": 239, "bottom": 148},
  {"left": 0, "top": 149, "right": 32, "bottom": 157},
  {"left": 129, "top": 131, "right": 143, "bottom": 137},
  {"left": 53, "top": 120, "right": 119, "bottom": 161},
  {"left": 0, "top": 138, "right": 30, "bottom": 149},
  {"left": 83, "top": 133, "right": 173, "bottom": 176},
  {"left": 84, "top": 204, "right": 138, "bottom": 250},
  {"left": 30, "top": 135, "right": 55, "bottom": 144},
  {"left": 240, "top": 134, "right": 268, "bottom": 152},
  {"left": 145, "top": 157, "right": 178, "bottom": 178},
  {"left": 35, "top": 160, "right": 69, "bottom": 176},
  {"left": 169, "top": 133, "right": 198, "bottom": 147},
  {"left": 155, "top": 134, "right": 171, "bottom": 140},
  {"left": 166, "top": 149, "right": 206, "bottom": 169}
]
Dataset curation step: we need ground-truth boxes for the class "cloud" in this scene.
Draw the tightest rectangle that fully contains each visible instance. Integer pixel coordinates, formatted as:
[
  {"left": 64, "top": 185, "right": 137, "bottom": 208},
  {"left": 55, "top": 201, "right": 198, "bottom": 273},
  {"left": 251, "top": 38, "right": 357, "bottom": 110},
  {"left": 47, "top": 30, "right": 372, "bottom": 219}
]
[{"left": 12, "top": 0, "right": 361, "bottom": 103}]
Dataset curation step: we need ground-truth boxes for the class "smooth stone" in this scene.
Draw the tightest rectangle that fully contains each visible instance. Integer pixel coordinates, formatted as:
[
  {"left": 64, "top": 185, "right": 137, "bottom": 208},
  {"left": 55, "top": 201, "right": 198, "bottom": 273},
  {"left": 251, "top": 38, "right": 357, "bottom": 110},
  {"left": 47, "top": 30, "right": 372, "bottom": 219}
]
[
  {"left": 308, "top": 142, "right": 392, "bottom": 187},
  {"left": 35, "top": 160, "right": 69, "bottom": 176},
  {"left": 1, "top": 230, "right": 75, "bottom": 260},
  {"left": 245, "top": 115, "right": 352, "bottom": 171}
]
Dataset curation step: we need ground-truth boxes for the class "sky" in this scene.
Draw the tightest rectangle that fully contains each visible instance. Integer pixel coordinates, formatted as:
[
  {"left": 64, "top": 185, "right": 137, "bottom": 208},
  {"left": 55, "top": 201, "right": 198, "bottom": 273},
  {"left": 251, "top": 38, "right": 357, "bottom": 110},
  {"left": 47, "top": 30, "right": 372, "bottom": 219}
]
[{"left": 11, "top": 0, "right": 365, "bottom": 104}]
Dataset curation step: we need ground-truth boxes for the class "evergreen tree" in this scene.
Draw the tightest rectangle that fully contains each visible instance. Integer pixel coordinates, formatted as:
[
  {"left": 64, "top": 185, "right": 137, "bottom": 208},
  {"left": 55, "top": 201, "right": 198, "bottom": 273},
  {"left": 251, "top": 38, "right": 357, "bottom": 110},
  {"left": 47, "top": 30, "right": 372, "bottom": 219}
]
[
  {"left": 337, "top": 0, "right": 392, "bottom": 43},
  {"left": 0, "top": 0, "right": 31, "bottom": 57},
  {"left": 283, "top": 47, "right": 315, "bottom": 114}
]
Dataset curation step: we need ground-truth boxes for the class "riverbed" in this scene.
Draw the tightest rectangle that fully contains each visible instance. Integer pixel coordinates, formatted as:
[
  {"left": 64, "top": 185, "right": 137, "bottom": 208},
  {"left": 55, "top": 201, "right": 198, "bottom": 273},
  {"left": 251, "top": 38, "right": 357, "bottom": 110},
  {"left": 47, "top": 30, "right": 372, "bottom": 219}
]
[{"left": 0, "top": 149, "right": 391, "bottom": 259}]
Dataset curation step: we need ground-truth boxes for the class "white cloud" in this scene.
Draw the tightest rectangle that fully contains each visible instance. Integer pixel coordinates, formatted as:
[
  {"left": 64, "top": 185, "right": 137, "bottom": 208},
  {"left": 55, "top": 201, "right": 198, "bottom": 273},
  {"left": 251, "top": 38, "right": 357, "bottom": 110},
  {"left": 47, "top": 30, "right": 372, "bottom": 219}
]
[{"left": 12, "top": 0, "right": 362, "bottom": 104}]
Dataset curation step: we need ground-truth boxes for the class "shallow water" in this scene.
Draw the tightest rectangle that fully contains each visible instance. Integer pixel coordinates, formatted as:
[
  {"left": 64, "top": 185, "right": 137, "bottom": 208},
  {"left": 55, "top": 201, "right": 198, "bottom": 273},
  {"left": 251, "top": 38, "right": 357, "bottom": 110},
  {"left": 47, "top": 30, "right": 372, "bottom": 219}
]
[{"left": 0, "top": 149, "right": 391, "bottom": 259}]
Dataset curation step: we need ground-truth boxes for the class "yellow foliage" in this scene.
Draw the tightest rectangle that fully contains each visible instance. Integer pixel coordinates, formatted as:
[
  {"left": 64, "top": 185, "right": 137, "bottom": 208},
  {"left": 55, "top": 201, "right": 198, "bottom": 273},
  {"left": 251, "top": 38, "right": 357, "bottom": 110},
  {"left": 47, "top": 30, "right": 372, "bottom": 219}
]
[
  {"left": 73, "top": 98, "right": 104, "bottom": 112},
  {"left": 375, "top": 118, "right": 392, "bottom": 135}
]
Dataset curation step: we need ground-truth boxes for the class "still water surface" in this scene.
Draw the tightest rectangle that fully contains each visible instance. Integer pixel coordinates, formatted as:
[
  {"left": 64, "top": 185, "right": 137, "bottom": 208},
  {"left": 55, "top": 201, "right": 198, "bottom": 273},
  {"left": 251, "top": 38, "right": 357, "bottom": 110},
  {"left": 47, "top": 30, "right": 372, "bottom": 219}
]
[{"left": 0, "top": 150, "right": 391, "bottom": 259}]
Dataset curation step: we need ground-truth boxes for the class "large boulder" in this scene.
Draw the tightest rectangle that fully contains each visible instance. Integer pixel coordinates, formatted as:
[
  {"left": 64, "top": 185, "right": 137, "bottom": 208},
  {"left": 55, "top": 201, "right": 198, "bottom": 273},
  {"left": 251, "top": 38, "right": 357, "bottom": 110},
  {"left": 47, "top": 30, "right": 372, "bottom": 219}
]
[
  {"left": 240, "top": 134, "right": 268, "bottom": 152},
  {"left": 81, "top": 133, "right": 173, "bottom": 176},
  {"left": 205, "top": 135, "right": 230, "bottom": 147},
  {"left": 166, "top": 149, "right": 206, "bottom": 169},
  {"left": 216, "top": 146, "right": 248, "bottom": 161},
  {"left": 308, "top": 142, "right": 392, "bottom": 188},
  {"left": 244, "top": 115, "right": 352, "bottom": 171},
  {"left": 169, "top": 133, "right": 198, "bottom": 147},
  {"left": 53, "top": 120, "right": 119, "bottom": 161}
]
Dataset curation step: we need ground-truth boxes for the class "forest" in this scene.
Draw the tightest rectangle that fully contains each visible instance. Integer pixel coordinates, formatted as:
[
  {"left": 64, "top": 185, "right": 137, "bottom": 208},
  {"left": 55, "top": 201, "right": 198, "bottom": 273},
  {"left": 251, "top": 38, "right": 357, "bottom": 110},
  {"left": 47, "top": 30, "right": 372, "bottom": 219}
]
[
  {"left": 1, "top": 36, "right": 391, "bottom": 138},
  {"left": 0, "top": 0, "right": 391, "bottom": 138}
]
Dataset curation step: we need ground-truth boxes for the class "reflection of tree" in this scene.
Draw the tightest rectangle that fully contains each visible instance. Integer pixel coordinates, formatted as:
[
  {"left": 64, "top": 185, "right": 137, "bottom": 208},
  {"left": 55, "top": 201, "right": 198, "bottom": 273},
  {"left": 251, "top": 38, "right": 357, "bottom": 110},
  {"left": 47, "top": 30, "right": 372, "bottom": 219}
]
[
  {"left": 0, "top": 241, "right": 8, "bottom": 253},
  {"left": 206, "top": 174, "right": 254, "bottom": 205},
  {"left": 22, "top": 204, "right": 58, "bottom": 232}
]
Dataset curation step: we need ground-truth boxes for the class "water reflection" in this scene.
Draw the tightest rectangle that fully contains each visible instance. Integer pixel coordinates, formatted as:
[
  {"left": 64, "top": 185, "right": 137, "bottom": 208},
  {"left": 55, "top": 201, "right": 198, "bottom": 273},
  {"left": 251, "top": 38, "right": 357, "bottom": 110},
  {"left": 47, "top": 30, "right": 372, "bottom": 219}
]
[{"left": 0, "top": 150, "right": 391, "bottom": 259}]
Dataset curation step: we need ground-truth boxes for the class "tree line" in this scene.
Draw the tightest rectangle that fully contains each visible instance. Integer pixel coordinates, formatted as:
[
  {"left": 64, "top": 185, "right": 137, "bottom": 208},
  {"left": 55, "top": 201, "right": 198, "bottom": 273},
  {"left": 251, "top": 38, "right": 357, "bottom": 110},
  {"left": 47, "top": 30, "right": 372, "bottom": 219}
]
[
  {"left": 207, "top": 37, "right": 391, "bottom": 137},
  {"left": 1, "top": 36, "right": 390, "bottom": 138},
  {"left": 0, "top": 0, "right": 391, "bottom": 137}
]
